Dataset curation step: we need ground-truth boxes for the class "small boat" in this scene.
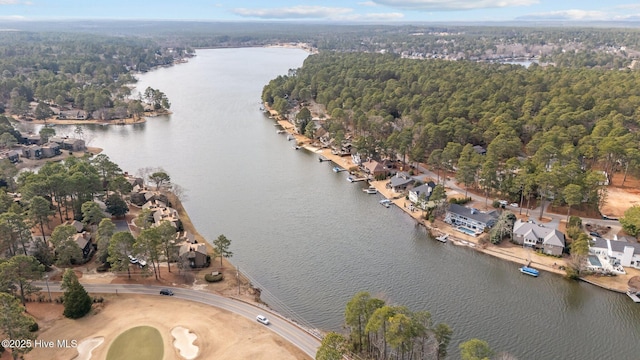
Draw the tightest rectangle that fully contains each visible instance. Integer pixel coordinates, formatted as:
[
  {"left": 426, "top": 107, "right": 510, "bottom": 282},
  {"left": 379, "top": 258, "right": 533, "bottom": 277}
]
[
  {"left": 519, "top": 266, "right": 539, "bottom": 277},
  {"left": 333, "top": 166, "right": 345, "bottom": 173},
  {"left": 277, "top": 130, "right": 286, "bottom": 134},
  {"left": 435, "top": 234, "right": 449, "bottom": 243},
  {"left": 379, "top": 199, "right": 392, "bottom": 208},
  {"left": 347, "top": 176, "right": 355, "bottom": 182},
  {"left": 287, "top": 134, "right": 294, "bottom": 141},
  {"left": 363, "top": 186, "right": 377, "bottom": 194},
  {"left": 293, "top": 146, "right": 301, "bottom": 150}
]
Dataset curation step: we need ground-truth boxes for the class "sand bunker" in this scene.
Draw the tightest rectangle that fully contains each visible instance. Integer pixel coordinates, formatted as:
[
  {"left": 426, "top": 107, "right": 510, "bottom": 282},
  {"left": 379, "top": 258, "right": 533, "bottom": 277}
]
[
  {"left": 74, "top": 336, "right": 105, "bottom": 360},
  {"left": 171, "top": 326, "right": 199, "bottom": 359}
]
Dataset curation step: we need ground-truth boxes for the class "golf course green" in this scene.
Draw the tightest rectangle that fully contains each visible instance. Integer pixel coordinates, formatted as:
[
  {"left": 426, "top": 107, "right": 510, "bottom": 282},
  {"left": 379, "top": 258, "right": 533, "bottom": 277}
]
[{"left": 106, "top": 325, "right": 164, "bottom": 360}]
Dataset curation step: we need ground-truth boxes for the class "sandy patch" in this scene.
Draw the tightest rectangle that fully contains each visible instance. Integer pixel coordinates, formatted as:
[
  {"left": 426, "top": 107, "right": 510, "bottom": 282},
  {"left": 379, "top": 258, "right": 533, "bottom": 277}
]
[
  {"left": 600, "top": 186, "right": 640, "bottom": 218},
  {"left": 73, "top": 337, "right": 104, "bottom": 360},
  {"left": 172, "top": 326, "right": 199, "bottom": 359},
  {"left": 26, "top": 294, "right": 309, "bottom": 360}
]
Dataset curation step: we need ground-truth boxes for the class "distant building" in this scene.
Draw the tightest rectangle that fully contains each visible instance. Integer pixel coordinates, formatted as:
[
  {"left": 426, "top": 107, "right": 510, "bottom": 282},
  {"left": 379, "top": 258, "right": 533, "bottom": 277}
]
[
  {"left": 473, "top": 145, "right": 487, "bottom": 155},
  {"left": 58, "top": 110, "right": 87, "bottom": 120}
]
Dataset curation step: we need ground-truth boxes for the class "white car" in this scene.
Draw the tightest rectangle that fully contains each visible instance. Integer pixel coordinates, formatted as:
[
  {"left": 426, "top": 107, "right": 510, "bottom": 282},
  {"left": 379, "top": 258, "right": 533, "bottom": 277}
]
[
  {"left": 128, "top": 255, "right": 138, "bottom": 264},
  {"left": 510, "top": 203, "right": 519, "bottom": 208},
  {"left": 256, "top": 315, "right": 269, "bottom": 325}
]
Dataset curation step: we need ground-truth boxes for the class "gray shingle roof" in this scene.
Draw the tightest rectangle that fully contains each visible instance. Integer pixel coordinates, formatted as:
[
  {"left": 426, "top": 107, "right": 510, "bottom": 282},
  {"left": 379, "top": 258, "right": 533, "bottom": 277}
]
[{"left": 448, "top": 204, "right": 498, "bottom": 225}]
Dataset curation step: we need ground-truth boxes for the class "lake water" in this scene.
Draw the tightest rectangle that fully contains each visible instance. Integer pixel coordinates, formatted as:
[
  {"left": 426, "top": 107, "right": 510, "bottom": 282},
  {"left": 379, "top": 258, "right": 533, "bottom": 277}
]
[{"left": 21, "top": 48, "right": 640, "bottom": 359}]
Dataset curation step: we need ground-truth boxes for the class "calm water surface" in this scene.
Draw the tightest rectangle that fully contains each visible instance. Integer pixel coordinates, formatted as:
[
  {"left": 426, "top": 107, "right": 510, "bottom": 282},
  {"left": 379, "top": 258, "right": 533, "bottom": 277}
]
[{"left": 23, "top": 48, "right": 640, "bottom": 359}]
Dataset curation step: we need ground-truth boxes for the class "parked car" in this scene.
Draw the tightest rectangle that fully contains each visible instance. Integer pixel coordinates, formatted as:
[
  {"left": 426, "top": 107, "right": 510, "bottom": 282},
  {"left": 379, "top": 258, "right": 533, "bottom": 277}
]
[
  {"left": 510, "top": 203, "right": 519, "bottom": 208},
  {"left": 137, "top": 259, "right": 147, "bottom": 268},
  {"left": 128, "top": 255, "right": 138, "bottom": 264},
  {"left": 159, "top": 289, "right": 174, "bottom": 296},
  {"left": 589, "top": 231, "right": 601, "bottom": 238},
  {"left": 256, "top": 315, "right": 269, "bottom": 325}
]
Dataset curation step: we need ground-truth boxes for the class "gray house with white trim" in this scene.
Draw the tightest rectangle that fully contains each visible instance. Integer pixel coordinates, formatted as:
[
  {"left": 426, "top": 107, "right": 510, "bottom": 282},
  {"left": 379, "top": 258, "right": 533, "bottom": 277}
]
[
  {"left": 444, "top": 204, "right": 498, "bottom": 233},
  {"left": 513, "top": 220, "right": 565, "bottom": 256}
]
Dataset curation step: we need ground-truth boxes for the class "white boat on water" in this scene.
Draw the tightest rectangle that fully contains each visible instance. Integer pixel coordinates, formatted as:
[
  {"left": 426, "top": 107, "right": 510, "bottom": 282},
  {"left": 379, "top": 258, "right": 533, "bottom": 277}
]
[
  {"left": 436, "top": 234, "right": 449, "bottom": 243},
  {"left": 363, "top": 186, "right": 377, "bottom": 194}
]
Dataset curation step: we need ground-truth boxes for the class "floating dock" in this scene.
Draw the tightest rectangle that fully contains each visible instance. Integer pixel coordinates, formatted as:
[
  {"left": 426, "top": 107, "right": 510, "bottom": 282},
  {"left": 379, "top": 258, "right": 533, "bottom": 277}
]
[
  {"left": 347, "top": 176, "right": 366, "bottom": 183},
  {"left": 627, "top": 291, "right": 640, "bottom": 303}
]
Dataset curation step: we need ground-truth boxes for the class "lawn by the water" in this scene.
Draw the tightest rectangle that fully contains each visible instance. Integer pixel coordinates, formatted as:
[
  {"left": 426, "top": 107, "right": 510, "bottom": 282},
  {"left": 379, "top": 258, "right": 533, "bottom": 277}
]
[{"left": 106, "top": 326, "right": 164, "bottom": 360}]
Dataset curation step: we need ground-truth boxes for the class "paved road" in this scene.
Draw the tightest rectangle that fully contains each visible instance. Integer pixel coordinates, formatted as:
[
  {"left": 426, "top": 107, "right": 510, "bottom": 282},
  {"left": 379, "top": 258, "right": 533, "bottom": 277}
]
[{"left": 38, "top": 282, "right": 320, "bottom": 359}]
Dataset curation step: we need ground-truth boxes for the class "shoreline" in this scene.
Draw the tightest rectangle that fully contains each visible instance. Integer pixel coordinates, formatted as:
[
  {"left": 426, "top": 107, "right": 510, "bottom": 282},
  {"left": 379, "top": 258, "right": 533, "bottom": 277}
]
[{"left": 268, "top": 106, "right": 636, "bottom": 295}]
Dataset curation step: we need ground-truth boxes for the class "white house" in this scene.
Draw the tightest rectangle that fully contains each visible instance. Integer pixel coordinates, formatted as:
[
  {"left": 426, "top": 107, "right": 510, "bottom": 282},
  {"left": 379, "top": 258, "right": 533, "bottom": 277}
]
[
  {"left": 590, "top": 238, "right": 640, "bottom": 269},
  {"left": 408, "top": 181, "right": 436, "bottom": 208}
]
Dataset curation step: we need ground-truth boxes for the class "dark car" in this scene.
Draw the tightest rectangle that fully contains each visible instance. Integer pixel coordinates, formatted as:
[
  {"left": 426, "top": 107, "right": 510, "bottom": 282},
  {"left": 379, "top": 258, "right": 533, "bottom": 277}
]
[
  {"left": 159, "top": 289, "right": 174, "bottom": 296},
  {"left": 589, "top": 231, "right": 601, "bottom": 237}
]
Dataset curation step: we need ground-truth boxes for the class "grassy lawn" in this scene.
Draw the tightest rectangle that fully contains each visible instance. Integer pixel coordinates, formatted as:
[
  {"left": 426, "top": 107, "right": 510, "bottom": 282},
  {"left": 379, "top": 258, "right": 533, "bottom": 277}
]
[{"left": 106, "top": 326, "right": 164, "bottom": 360}]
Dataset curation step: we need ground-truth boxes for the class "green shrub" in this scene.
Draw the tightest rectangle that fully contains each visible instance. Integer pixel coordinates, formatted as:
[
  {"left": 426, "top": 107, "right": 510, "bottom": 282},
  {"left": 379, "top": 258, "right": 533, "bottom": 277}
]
[
  {"left": 205, "top": 272, "right": 224, "bottom": 282},
  {"left": 449, "top": 197, "right": 472, "bottom": 205},
  {"left": 568, "top": 216, "right": 582, "bottom": 229},
  {"left": 28, "top": 319, "right": 39, "bottom": 332}
]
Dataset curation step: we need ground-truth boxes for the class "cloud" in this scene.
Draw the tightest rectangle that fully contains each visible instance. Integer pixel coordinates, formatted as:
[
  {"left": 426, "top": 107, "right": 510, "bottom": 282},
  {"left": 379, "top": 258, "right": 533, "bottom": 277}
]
[
  {"left": 343, "top": 12, "right": 405, "bottom": 21},
  {"left": 0, "top": 0, "right": 20, "bottom": 4},
  {"left": 232, "top": 6, "right": 353, "bottom": 19},
  {"left": 371, "top": 0, "right": 538, "bottom": 11},
  {"left": 516, "top": 9, "right": 610, "bottom": 21},
  {"left": 358, "top": 1, "right": 379, "bottom": 6}
]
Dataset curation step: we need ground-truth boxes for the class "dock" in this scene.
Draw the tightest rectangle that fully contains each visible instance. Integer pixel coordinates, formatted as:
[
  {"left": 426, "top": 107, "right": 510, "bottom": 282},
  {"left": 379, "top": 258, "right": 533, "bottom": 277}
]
[
  {"left": 347, "top": 176, "right": 367, "bottom": 183},
  {"left": 627, "top": 291, "right": 640, "bottom": 303},
  {"left": 332, "top": 166, "right": 347, "bottom": 173},
  {"left": 318, "top": 156, "right": 330, "bottom": 162}
]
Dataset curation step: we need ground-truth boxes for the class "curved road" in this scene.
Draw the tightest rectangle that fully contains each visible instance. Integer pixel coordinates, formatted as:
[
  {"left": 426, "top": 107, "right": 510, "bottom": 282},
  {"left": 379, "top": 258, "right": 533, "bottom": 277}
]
[{"left": 39, "top": 282, "right": 320, "bottom": 359}]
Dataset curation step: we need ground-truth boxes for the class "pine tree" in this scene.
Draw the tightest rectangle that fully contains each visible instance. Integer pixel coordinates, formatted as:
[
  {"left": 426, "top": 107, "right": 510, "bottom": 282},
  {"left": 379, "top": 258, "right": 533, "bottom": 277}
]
[{"left": 63, "top": 280, "right": 92, "bottom": 319}]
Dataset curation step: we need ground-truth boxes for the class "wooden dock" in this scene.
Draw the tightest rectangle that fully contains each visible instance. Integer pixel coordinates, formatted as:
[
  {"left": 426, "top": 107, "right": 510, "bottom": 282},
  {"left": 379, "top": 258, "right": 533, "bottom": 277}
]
[{"left": 347, "top": 176, "right": 367, "bottom": 183}]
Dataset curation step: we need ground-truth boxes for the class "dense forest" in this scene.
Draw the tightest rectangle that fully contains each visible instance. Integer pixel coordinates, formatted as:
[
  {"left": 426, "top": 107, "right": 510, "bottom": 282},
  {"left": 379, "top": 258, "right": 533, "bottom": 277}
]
[
  {"left": 2, "top": 21, "right": 640, "bottom": 123},
  {"left": 262, "top": 52, "right": 640, "bottom": 215},
  {"left": 0, "top": 31, "right": 182, "bottom": 120}
]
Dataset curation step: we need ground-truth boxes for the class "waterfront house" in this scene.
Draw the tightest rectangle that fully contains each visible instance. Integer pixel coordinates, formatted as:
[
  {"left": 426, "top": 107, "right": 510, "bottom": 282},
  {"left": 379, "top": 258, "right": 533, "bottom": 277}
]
[
  {"left": 62, "top": 138, "right": 86, "bottom": 152},
  {"left": 444, "top": 204, "right": 498, "bottom": 233},
  {"left": 512, "top": 220, "right": 566, "bottom": 256},
  {"left": 409, "top": 181, "right": 437, "bottom": 208},
  {"left": 25, "top": 134, "right": 42, "bottom": 145},
  {"left": 590, "top": 238, "right": 640, "bottom": 269},
  {"left": 179, "top": 243, "right": 210, "bottom": 268},
  {"left": 388, "top": 172, "right": 415, "bottom": 193},
  {"left": 41, "top": 142, "right": 61, "bottom": 158},
  {"left": 362, "top": 160, "right": 387, "bottom": 178},
  {"left": 21, "top": 145, "right": 42, "bottom": 159},
  {"left": 58, "top": 110, "right": 87, "bottom": 120}
]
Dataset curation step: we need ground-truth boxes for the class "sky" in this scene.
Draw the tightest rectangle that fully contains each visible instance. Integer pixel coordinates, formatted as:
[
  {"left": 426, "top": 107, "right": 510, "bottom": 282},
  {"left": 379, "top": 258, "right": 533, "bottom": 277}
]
[{"left": 1, "top": 0, "right": 640, "bottom": 23}]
